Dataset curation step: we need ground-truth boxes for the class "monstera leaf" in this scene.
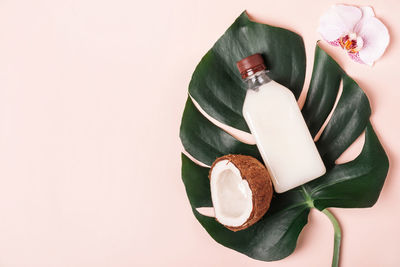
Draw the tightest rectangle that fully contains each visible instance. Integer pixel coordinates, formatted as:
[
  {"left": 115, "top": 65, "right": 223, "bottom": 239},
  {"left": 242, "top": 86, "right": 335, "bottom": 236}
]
[{"left": 179, "top": 11, "right": 389, "bottom": 265}]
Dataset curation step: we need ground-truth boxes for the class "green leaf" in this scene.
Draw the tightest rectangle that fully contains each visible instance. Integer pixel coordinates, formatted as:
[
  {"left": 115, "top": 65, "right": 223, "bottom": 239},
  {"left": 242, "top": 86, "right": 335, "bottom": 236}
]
[
  {"left": 182, "top": 153, "right": 310, "bottom": 261},
  {"left": 308, "top": 122, "right": 389, "bottom": 210},
  {"left": 303, "top": 45, "right": 372, "bottom": 168},
  {"left": 180, "top": 12, "right": 389, "bottom": 261},
  {"left": 181, "top": 154, "right": 212, "bottom": 208},
  {"left": 189, "top": 11, "right": 306, "bottom": 133},
  {"left": 180, "top": 97, "right": 261, "bottom": 166}
]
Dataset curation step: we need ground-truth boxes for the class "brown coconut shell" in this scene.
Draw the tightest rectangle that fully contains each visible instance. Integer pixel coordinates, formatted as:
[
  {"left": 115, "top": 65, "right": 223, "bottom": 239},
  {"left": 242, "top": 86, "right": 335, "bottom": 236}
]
[{"left": 209, "top": 154, "right": 273, "bottom": 232}]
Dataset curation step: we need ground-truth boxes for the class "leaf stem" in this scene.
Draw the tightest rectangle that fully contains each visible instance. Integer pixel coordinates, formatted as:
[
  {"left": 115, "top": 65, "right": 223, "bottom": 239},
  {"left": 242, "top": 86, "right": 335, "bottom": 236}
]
[{"left": 322, "top": 209, "right": 342, "bottom": 267}]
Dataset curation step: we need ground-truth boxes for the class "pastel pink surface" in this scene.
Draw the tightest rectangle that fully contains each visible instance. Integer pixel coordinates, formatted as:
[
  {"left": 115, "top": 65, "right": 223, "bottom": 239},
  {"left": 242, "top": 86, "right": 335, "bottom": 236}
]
[{"left": 0, "top": 0, "right": 399, "bottom": 267}]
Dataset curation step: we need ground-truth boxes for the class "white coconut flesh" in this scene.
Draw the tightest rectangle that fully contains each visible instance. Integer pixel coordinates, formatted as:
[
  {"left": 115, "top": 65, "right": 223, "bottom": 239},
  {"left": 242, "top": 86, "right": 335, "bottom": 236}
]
[{"left": 210, "top": 160, "right": 253, "bottom": 227}]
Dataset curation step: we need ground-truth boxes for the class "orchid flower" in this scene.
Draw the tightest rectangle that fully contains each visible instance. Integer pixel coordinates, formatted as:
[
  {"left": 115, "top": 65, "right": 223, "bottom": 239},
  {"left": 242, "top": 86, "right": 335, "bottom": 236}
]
[{"left": 318, "top": 4, "right": 389, "bottom": 66}]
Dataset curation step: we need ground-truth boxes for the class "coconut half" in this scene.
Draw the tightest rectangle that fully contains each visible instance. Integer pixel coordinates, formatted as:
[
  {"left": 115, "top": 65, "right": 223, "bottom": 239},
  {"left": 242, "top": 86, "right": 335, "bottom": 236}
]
[{"left": 209, "top": 154, "right": 273, "bottom": 231}]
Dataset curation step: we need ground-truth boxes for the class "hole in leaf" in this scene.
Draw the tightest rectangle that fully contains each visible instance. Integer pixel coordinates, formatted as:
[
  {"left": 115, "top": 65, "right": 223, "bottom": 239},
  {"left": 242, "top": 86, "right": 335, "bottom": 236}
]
[
  {"left": 196, "top": 207, "right": 215, "bottom": 217},
  {"left": 313, "top": 79, "right": 344, "bottom": 142},
  {"left": 190, "top": 95, "right": 256, "bottom": 145},
  {"left": 335, "top": 130, "right": 365, "bottom": 165},
  {"left": 182, "top": 150, "right": 210, "bottom": 168}
]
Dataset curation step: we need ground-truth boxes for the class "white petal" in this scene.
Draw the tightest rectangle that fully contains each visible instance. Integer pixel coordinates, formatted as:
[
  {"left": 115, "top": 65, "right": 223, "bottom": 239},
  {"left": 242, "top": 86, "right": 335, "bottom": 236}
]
[
  {"left": 358, "top": 17, "right": 390, "bottom": 65},
  {"left": 361, "top": 6, "right": 375, "bottom": 18},
  {"left": 354, "top": 6, "right": 375, "bottom": 33},
  {"left": 318, "top": 4, "right": 362, "bottom": 41}
]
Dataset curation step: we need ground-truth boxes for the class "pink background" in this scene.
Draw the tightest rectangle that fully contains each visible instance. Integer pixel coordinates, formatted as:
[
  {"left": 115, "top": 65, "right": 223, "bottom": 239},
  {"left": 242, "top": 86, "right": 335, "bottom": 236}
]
[{"left": 0, "top": 0, "right": 399, "bottom": 266}]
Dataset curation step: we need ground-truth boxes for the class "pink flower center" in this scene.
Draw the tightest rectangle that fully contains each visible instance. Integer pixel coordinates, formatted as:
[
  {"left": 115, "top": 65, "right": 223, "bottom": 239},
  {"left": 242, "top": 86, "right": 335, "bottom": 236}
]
[{"left": 339, "top": 33, "right": 364, "bottom": 54}]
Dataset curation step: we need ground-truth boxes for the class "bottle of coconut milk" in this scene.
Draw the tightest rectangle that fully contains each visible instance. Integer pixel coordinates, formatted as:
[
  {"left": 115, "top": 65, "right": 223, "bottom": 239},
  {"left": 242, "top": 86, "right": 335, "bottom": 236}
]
[{"left": 237, "top": 54, "right": 326, "bottom": 193}]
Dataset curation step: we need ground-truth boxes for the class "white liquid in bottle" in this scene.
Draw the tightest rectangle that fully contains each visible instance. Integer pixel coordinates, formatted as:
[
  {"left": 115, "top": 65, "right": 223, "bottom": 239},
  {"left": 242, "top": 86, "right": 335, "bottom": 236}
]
[{"left": 237, "top": 54, "right": 326, "bottom": 193}]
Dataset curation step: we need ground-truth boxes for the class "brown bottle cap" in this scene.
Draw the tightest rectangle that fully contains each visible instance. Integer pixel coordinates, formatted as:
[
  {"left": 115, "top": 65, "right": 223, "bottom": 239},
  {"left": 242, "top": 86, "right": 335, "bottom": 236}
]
[{"left": 236, "top": 54, "right": 266, "bottom": 79}]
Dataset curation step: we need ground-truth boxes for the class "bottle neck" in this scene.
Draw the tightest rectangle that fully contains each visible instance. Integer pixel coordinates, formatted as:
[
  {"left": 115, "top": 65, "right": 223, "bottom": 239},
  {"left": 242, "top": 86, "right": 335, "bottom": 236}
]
[{"left": 245, "top": 70, "right": 271, "bottom": 91}]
